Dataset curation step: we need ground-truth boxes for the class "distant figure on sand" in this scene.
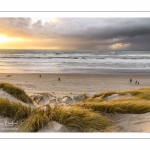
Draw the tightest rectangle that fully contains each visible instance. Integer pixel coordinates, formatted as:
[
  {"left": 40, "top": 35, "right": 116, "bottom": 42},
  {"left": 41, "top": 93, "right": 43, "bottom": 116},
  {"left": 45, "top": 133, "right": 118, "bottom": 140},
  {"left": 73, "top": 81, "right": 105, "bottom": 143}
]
[
  {"left": 135, "top": 81, "right": 137, "bottom": 84},
  {"left": 6, "top": 75, "right": 12, "bottom": 77},
  {"left": 58, "top": 77, "right": 60, "bottom": 81},
  {"left": 138, "top": 82, "right": 139, "bottom": 84},
  {"left": 39, "top": 74, "right": 41, "bottom": 77},
  {"left": 130, "top": 79, "right": 132, "bottom": 83}
]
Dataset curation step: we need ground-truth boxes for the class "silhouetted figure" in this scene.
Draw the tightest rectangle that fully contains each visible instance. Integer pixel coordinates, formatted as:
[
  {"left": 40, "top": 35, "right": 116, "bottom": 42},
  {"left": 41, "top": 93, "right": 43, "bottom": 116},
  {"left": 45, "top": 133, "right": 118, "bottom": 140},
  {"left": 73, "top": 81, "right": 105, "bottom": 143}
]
[
  {"left": 135, "top": 81, "right": 137, "bottom": 84},
  {"left": 6, "top": 75, "right": 12, "bottom": 77},
  {"left": 58, "top": 77, "right": 60, "bottom": 81},
  {"left": 130, "top": 79, "right": 132, "bottom": 83},
  {"left": 39, "top": 74, "right": 41, "bottom": 77},
  {"left": 138, "top": 82, "right": 139, "bottom": 84}
]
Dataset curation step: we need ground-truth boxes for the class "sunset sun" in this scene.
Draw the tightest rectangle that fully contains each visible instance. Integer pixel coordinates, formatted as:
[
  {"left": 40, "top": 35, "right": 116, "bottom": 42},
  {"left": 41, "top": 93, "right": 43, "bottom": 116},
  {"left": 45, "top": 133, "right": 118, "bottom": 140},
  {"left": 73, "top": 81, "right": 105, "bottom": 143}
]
[{"left": 0, "top": 34, "right": 23, "bottom": 44}]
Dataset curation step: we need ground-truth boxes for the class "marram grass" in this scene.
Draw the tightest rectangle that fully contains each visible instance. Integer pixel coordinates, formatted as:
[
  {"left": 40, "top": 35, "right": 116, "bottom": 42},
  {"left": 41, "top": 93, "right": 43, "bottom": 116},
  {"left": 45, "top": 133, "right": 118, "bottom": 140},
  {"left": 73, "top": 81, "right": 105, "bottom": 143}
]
[
  {"left": 2, "top": 83, "right": 150, "bottom": 132},
  {"left": 0, "top": 98, "right": 31, "bottom": 121},
  {"left": 18, "top": 105, "right": 113, "bottom": 132},
  {"left": 18, "top": 105, "right": 52, "bottom": 132},
  {"left": 0, "top": 82, "right": 32, "bottom": 104},
  {"left": 92, "top": 91, "right": 117, "bottom": 99},
  {"left": 121, "top": 88, "right": 150, "bottom": 100},
  {"left": 51, "top": 105, "right": 113, "bottom": 132},
  {"left": 74, "top": 88, "right": 150, "bottom": 114}
]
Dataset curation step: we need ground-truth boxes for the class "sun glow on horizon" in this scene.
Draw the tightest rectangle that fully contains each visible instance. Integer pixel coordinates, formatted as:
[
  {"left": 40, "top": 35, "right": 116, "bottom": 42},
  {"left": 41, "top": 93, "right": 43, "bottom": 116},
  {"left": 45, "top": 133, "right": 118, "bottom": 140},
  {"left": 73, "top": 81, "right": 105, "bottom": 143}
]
[{"left": 0, "top": 34, "right": 23, "bottom": 44}]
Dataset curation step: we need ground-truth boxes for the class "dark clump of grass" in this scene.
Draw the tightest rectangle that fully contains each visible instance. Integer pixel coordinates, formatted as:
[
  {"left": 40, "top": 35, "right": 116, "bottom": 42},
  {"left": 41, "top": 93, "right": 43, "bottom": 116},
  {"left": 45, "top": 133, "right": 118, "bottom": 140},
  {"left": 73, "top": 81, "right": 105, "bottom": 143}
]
[
  {"left": 82, "top": 93, "right": 89, "bottom": 99},
  {"left": 18, "top": 106, "right": 52, "bottom": 132},
  {"left": 0, "top": 82, "right": 32, "bottom": 104},
  {"left": 92, "top": 91, "right": 117, "bottom": 99},
  {"left": 92, "top": 93, "right": 102, "bottom": 98},
  {"left": 100, "top": 91, "right": 117, "bottom": 99},
  {"left": 0, "top": 98, "right": 31, "bottom": 121},
  {"left": 51, "top": 105, "right": 113, "bottom": 132}
]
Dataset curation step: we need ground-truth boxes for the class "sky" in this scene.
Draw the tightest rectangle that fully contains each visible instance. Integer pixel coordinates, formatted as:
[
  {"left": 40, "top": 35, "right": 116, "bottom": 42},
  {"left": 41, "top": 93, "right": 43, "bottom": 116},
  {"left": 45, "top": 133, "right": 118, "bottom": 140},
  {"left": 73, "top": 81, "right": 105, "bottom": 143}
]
[{"left": 0, "top": 18, "right": 150, "bottom": 50}]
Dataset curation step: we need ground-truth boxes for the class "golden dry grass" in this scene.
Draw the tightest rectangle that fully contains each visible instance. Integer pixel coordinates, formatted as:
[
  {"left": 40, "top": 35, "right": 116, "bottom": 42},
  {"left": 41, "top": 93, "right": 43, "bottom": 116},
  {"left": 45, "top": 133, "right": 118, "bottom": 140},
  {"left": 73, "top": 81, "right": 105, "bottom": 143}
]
[
  {"left": 0, "top": 82, "right": 32, "bottom": 104},
  {"left": 51, "top": 105, "right": 113, "bottom": 132},
  {"left": 74, "top": 88, "right": 150, "bottom": 114},
  {"left": 0, "top": 97, "right": 31, "bottom": 121},
  {"left": 18, "top": 106, "right": 52, "bottom": 132},
  {"left": 2, "top": 82, "right": 150, "bottom": 132}
]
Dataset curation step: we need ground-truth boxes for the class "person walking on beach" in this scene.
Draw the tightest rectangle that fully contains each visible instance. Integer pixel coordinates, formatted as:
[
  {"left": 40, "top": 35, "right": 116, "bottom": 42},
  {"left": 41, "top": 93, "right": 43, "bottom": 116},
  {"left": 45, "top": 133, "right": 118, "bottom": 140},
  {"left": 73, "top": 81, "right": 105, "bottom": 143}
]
[
  {"left": 135, "top": 81, "right": 137, "bottom": 84},
  {"left": 40, "top": 74, "right": 41, "bottom": 77},
  {"left": 130, "top": 79, "right": 132, "bottom": 83},
  {"left": 58, "top": 77, "right": 60, "bottom": 81}
]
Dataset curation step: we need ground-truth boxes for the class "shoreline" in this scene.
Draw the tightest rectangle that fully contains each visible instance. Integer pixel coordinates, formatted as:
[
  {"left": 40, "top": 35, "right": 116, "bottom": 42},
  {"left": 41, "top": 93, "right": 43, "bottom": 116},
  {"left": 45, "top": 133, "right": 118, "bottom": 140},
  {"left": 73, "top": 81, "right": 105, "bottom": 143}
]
[{"left": 1, "top": 68, "right": 150, "bottom": 75}]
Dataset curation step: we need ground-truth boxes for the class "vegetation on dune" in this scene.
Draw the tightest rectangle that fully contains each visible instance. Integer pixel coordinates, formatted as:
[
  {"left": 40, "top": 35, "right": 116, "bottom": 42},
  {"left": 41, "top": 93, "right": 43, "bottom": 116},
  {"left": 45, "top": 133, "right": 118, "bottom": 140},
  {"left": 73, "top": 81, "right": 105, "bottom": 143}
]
[
  {"left": 0, "top": 98, "right": 31, "bottom": 121},
  {"left": 16, "top": 88, "right": 150, "bottom": 132},
  {"left": 2, "top": 81, "right": 150, "bottom": 132},
  {"left": 51, "top": 106, "right": 113, "bottom": 132},
  {"left": 0, "top": 83, "right": 32, "bottom": 104},
  {"left": 18, "top": 105, "right": 113, "bottom": 132},
  {"left": 120, "top": 88, "right": 150, "bottom": 100},
  {"left": 74, "top": 98, "right": 150, "bottom": 114},
  {"left": 92, "top": 91, "right": 117, "bottom": 99},
  {"left": 92, "top": 88, "right": 150, "bottom": 100},
  {"left": 74, "top": 88, "right": 150, "bottom": 114},
  {"left": 18, "top": 106, "right": 52, "bottom": 132},
  {"left": 82, "top": 93, "right": 89, "bottom": 99}
]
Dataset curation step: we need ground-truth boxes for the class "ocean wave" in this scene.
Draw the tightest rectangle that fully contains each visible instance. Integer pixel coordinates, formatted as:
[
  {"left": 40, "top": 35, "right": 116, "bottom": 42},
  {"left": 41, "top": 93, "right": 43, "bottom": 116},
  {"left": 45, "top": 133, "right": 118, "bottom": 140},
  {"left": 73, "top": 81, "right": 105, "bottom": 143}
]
[
  {"left": 1, "top": 53, "right": 150, "bottom": 60},
  {"left": 1, "top": 50, "right": 150, "bottom": 73}
]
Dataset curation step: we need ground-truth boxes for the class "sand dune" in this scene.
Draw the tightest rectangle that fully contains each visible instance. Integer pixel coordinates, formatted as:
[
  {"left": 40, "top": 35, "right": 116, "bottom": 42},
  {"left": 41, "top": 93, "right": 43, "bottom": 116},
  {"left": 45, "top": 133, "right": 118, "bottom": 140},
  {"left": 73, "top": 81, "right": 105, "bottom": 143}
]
[
  {"left": 1, "top": 73, "right": 150, "bottom": 132},
  {"left": 107, "top": 113, "right": 150, "bottom": 132}
]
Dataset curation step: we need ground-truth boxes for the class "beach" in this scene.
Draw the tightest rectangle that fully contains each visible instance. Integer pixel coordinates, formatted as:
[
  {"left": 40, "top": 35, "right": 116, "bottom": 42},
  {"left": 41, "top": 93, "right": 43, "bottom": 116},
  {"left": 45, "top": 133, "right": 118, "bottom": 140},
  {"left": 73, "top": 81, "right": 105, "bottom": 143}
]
[
  {"left": 1, "top": 73, "right": 150, "bottom": 132},
  {"left": 0, "top": 73, "right": 150, "bottom": 96}
]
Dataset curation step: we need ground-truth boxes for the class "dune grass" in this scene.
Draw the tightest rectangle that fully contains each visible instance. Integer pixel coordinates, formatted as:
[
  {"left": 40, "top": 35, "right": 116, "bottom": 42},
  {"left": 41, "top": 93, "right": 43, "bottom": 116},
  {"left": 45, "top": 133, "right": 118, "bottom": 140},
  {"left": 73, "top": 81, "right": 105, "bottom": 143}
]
[
  {"left": 75, "top": 98, "right": 150, "bottom": 114},
  {"left": 0, "top": 98, "right": 31, "bottom": 121},
  {"left": 92, "top": 88, "right": 150, "bottom": 100},
  {"left": 119, "top": 88, "right": 150, "bottom": 100},
  {"left": 0, "top": 97, "right": 52, "bottom": 132},
  {"left": 51, "top": 106, "right": 113, "bottom": 132},
  {"left": 18, "top": 105, "right": 113, "bottom": 132},
  {"left": 18, "top": 106, "right": 52, "bottom": 132},
  {"left": 17, "top": 88, "right": 150, "bottom": 132},
  {"left": 2, "top": 82, "right": 150, "bottom": 132},
  {"left": 92, "top": 91, "right": 117, "bottom": 99},
  {"left": 0, "top": 83, "right": 32, "bottom": 104},
  {"left": 74, "top": 88, "right": 150, "bottom": 114}
]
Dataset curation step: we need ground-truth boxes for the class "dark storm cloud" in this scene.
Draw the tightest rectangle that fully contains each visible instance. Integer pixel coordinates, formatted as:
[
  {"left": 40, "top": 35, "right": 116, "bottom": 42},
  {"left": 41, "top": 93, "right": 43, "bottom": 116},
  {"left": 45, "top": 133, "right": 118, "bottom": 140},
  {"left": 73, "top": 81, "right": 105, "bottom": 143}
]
[
  {"left": 38, "top": 18, "right": 150, "bottom": 50},
  {"left": 0, "top": 18, "right": 150, "bottom": 50}
]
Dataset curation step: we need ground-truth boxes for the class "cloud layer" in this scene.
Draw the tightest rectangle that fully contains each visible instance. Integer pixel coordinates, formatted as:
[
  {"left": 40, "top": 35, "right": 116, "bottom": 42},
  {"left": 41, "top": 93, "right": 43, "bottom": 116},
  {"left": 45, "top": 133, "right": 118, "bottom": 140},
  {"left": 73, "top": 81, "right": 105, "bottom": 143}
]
[{"left": 0, "top": 18, "right": 150, "bottom": 50}]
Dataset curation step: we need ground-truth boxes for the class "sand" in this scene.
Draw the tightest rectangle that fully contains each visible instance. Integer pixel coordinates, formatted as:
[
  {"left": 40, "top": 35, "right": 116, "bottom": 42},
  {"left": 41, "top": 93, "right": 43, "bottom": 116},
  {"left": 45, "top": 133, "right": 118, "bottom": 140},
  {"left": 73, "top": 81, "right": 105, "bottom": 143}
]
[
  {"left": 107, "top": 113, "right": 150, "bottom": 132},
  {"left": 0, "top": 73, "right": 150, "bottom": 96},
  {"left": 1, "top": 73, "right": 150, "bottom": 132}
]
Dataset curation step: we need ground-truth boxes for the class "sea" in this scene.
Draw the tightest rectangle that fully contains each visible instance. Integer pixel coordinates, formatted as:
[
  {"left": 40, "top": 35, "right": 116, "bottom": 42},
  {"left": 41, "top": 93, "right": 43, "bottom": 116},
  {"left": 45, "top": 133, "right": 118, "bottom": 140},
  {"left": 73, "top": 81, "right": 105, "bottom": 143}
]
[{"left": 0, "top": 49, "right": 150, "bottom": 74}]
